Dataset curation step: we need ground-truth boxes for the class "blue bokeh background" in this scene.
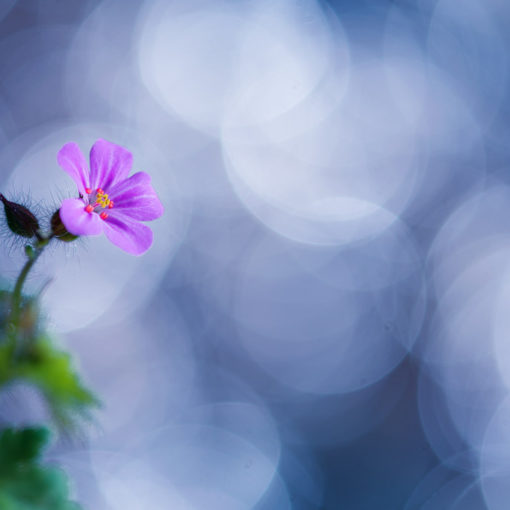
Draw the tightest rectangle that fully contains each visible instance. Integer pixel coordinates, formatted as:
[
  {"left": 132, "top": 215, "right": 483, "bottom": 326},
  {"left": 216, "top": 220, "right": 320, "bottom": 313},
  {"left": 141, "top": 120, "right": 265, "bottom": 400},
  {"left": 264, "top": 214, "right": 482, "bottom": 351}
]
[{"left": 1, "top": 0, "right": 510, "bottom": 508}]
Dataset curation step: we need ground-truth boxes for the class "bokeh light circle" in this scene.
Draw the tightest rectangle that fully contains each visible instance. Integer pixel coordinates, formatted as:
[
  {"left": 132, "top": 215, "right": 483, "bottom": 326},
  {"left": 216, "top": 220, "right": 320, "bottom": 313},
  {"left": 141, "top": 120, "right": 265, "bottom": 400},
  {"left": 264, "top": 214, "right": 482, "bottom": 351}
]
[{"left": 0, "top": 122, "right": 189, "bottom": 332}]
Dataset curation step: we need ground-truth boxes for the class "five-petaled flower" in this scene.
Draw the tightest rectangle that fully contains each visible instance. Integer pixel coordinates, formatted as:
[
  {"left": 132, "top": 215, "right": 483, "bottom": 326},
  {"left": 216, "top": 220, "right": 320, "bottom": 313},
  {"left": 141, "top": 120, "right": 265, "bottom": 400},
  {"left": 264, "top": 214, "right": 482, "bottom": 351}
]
[{"left": 58, "top": 139, "right": 163, "bottom": 255}]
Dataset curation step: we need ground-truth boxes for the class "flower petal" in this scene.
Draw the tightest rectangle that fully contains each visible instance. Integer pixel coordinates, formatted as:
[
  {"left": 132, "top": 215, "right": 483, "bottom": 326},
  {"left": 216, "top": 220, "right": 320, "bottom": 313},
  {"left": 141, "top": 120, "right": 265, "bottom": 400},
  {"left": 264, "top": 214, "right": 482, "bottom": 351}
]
[
  {"left": 108, "top": 172, "right": 164, "bottom": 221},
  {"left": 59, "top": 198, "right": 103, "bottom": 236},
  {"left": 57, "top": 142, "right": 89, "bottom": 194},
  {"left": 89, "top": 139, "right": 133, "bottom": 191},
  {"left": 102, "top": 213, "right": 153, "bottom": 255}
]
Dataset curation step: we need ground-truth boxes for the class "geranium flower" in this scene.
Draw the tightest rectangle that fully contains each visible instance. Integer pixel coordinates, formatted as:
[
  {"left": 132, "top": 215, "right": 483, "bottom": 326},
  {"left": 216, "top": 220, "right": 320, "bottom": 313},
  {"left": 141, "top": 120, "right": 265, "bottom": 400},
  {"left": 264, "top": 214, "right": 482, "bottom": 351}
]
[{"left": 57, "top": 139, "right": 163, "bottom": 255}]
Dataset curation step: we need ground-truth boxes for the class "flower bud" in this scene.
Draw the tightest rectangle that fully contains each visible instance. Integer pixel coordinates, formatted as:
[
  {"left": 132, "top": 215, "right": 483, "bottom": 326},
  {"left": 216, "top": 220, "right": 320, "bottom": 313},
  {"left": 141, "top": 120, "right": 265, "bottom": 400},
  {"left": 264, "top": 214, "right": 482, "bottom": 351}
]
[
  {"left": 50, "top": 209, "right": 78, "bottom": 242},
  {"left": 25, "top": 245, "right": 35, "bottom": 259},
  {"left": 0, "top": 194, "right": 40, "bottom": 238}
]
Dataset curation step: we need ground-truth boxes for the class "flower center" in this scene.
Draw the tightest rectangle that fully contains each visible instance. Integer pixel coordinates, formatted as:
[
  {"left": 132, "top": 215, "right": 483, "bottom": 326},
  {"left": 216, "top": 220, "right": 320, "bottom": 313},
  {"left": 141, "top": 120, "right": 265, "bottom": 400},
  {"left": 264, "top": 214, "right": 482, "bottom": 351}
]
[{"left": 83, "top": 187, "right": 114, "bottom": 220}]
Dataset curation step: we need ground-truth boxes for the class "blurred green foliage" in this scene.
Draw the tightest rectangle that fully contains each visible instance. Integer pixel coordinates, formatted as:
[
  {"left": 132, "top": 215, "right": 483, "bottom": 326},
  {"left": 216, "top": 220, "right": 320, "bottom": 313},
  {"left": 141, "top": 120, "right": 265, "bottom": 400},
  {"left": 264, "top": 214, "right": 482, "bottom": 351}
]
[
  {"left": 0, "top": 337, "right": 98, "bottom": 429},
  {"left": 0, "top": 290, "right": 98, "bottom": 429},
  {"left": 0, "top": 286, "right": 98, "bottom": 508},
  {"left": 0, "top": 427, "right": 81, "bottom": 509}
]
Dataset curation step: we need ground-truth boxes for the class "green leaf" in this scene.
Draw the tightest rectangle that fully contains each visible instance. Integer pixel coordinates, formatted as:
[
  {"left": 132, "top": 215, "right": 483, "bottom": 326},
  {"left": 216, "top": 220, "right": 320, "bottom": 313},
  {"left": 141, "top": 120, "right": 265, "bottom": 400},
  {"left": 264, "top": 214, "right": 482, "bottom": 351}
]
[
  {"left": 0, "top": 427, "right": 81, "bottom": 510},
  {"left": 1, "top": 287, "right": 98, "bottom": 429},
  {"left": 15, "top": 337, "right": 99, "bottom": 429},
  {"left": 0, "top": 330, "right": 98, "bottom": 429},
  {"left": 0, "top": 428, "right": 49, "bottom": 468}
]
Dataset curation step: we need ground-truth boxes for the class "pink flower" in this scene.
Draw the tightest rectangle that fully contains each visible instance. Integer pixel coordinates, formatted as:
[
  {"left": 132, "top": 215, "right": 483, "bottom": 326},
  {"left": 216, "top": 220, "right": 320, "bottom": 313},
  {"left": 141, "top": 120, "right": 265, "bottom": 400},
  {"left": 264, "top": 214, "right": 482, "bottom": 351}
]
[{"left": 57, "top": 139, "right": 163, "bottom": 255}]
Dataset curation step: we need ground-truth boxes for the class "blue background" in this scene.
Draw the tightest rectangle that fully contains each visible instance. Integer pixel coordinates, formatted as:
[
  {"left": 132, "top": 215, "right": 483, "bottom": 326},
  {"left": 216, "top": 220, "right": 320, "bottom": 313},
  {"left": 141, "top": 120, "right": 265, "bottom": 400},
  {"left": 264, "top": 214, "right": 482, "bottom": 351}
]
[{"left": 1, "top": 0, "right": 510, "bottom": 508}]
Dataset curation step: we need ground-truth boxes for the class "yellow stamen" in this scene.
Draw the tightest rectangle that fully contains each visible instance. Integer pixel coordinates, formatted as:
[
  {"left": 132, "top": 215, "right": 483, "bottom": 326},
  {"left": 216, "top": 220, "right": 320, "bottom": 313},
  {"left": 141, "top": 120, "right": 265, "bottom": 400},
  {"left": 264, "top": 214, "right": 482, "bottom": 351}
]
[{"left": 96, "top": 191, "right": 111, "bottom": 208}]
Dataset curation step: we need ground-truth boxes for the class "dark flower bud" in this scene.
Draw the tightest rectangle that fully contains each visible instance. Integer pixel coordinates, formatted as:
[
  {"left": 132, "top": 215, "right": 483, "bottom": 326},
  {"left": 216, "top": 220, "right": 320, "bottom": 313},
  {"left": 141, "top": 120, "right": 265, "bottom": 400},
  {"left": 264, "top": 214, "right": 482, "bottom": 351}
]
[
  {"left": 50, "top": 209, "right": 78, "bottom": 242},
  {"left": 0, "top": 194, "right": 40, "bottom": 238}
]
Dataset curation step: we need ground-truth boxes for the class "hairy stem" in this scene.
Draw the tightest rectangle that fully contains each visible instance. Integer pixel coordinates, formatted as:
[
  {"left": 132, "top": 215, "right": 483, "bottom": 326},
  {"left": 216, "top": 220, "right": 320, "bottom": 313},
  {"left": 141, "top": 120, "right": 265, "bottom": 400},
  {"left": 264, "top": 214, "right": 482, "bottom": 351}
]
[
  {"left": 8, "top": 237, "right": 52, "bottom": 345},
  {"left": 11, "top": 252, "right": 40, "bottom": 321}
]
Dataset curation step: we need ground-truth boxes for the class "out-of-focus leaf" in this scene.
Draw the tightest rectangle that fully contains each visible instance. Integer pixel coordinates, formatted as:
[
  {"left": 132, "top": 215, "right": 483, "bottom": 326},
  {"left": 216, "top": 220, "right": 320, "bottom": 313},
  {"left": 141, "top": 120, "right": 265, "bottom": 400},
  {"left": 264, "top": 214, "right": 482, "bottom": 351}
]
[
  {"left": 0, "top": 324, "right": 98, "bottom": 429},
  {"left": 15, "top": 337, "right": 98, "bottom": 428},
  {"left": 0, "top": 427, "right": 48, "bottom": 467},
  {"left": 0, "top": 427, "right": 81, "bottom": 510}
]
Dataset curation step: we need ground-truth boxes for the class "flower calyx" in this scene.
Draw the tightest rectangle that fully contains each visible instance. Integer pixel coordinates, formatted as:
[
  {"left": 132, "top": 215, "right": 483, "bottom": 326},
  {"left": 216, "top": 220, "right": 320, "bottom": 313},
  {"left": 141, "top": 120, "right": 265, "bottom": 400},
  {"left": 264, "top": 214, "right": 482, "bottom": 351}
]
[{"left": 50, "top": 209, "right": 78, "bottom": 242}]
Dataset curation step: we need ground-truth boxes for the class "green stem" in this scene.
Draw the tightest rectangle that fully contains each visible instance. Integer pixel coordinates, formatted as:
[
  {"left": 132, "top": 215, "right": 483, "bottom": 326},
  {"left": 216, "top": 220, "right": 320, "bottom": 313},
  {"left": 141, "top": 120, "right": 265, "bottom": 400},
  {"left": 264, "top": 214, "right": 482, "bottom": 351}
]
[
  {"left": 8, "top": 236, "right": 52, "bottom": 345},
  {"left": 11, "top": 252, "right": 40, "bottom": 322}
]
